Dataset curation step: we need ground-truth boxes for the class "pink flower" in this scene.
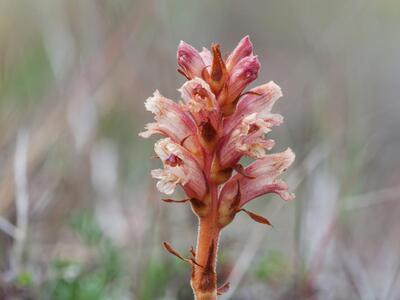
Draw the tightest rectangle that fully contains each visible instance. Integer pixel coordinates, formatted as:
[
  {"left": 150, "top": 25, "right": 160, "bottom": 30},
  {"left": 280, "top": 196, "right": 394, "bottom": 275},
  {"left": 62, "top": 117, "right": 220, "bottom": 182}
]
[
  {"left": 141, "top": 36, "right": 295, "bottom": 299},
  {"left": 217, "top": 112, "right": 277, "bottom": 169},
  {"left": 139, "top": 90, "right": 202, "bottom": 157},
  {"left": 178, "top": 77, "right": 220, "bottom": 130},
  {"left": 177, "top": 41, "right": 207, "bottom": 79},
  {"left": 227, "top": 55, "right": 260, "bottom": 97},
  {"left": 226, "top": 35, "right": 254, "bottom": 71},
  {"left": 219, "top": 149, "right": 295, "bottom": 208},
  {"left": 223, "top": 81, "right": 283, "bottom": 133},
  {"left": 152, "top": 138, "right": 207, "bottom": 199}
]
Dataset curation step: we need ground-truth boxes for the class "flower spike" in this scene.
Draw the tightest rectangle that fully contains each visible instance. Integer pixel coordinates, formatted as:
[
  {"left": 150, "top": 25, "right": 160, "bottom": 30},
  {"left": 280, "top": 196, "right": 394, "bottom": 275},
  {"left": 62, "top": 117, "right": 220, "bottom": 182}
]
[{"left": 141, "top": 36, "right": 295, "bottom": 299}]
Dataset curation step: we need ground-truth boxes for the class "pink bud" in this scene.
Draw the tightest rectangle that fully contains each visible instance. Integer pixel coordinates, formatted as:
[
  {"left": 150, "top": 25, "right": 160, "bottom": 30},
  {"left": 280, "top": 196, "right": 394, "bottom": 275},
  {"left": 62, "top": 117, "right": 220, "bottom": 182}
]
[
  {"left": 227, "top": 55, "right": 260, "bottom": 102},
  {"left": 226, "top": 35, "right": 254, "bottom": 71},
  {"left": 177, "top": 41, "right": 206, "bottom": 79}
]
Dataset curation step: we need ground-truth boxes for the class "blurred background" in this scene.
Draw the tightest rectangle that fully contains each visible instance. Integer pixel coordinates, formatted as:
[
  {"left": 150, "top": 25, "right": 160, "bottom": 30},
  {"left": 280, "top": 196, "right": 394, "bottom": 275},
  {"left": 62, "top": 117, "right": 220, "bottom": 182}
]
[{"left": 1, "top": 0, "right": 399, "bottom": 299}]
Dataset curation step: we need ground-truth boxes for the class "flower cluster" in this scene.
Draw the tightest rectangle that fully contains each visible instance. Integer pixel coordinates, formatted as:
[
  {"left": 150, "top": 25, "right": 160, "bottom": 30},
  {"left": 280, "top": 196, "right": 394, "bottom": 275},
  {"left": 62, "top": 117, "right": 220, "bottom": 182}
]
[
  {"left": 141, "top": 36, "right": 294, "bottom": 217},
  {"left": 140, "top": 36, "right": 295, "bottom": 298}
]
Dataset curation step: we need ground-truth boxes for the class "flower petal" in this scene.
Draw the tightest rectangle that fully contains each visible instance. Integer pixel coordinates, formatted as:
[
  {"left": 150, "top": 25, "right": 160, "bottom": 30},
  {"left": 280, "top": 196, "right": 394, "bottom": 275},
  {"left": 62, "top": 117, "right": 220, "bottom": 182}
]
[
  {"left": 219, "top": 148, "right": 295, "bottom": 207},
  {"left": 151, "top": 168, "right": 185, "bottom": 195},
  {"left": 153, "top": 138, "right": 207, "bottom": 199},
  {"left": 139, "top": 90, "right": 201, "bottom": 152},
  {"left": 218, "top": 113, "right": 277, "bottom": 168},
  {"left": 179, "top": 78, "right": 217, "bottom": 113},
  {"left": 227, "top": 55, "right": 260, "bottom": 102},
  {"left": 178, "top": 78, "right": 220, "bottom": 133},
  {"left": 224, "top": 81, "right": 283, "bottom": 134},
  {"left": 177, "top": 41, "right": 206, "bottom": 79},
  {"left": 226, "top": 35, "right": 254, "bottom": 71},
  {"left": 200, "top": 47, "right": 212, "bottom": 66}
]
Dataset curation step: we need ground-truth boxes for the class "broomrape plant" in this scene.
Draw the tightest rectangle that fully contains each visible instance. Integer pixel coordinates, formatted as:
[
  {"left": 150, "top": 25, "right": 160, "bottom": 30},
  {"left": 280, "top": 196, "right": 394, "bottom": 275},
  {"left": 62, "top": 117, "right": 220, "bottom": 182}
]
[{"left": 140, "top": 36, "right": 295, "bottom": 300}]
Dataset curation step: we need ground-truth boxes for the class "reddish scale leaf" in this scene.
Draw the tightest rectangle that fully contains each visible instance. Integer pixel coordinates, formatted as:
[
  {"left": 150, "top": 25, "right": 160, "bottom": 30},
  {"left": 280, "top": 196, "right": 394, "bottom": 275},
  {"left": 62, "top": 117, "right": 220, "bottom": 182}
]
[
  {"left": 163, "top": 242, "right": 186, "bottom": 260},
  {"left": 240, "top": 209, "right": 272, "bottom": 226},
  {"left": 163, "top": 242, "right": 203, "bottom": 267},
  {"left": 189, "top": 246, "right": 196, "bottom": 258},
  {"left": 162, "top": 198, "right": 190, "bottom": 203}
]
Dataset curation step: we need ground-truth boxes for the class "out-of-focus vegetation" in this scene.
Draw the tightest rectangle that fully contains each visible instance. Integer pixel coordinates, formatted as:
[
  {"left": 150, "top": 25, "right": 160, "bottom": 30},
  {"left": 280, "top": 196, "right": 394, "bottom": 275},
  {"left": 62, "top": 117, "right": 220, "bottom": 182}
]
[{"left": 1, "top": 0, "right": 400, "bottom": 299}]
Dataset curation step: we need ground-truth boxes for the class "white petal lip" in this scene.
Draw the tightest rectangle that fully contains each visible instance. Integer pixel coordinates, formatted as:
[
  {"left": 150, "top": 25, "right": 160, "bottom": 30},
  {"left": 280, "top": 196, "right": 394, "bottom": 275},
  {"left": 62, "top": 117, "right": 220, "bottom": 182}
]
[
  {"left": 219, "top": 148, "right": 295, "bottom": 206},
  {"left": 151, "top": 168, "right": 185, "bottom": 195}
]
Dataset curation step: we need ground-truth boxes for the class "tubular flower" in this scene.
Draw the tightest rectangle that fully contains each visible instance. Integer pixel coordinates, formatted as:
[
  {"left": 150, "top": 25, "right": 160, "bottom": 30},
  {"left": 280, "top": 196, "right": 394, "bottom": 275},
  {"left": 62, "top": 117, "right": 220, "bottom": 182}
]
[
  {"left": 152, "top": 138, "right": 207, "bottom": 199},
  {"left": 140, "top": 36, "right": 295, "bottom": 300}
]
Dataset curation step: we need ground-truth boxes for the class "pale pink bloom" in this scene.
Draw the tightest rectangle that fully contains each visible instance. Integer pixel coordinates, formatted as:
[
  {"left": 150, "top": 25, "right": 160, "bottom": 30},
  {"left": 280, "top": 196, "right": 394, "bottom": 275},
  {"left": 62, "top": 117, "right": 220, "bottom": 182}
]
[
  {"left": 152, "top": 138, "right": 207, "bottom": 199},
  {"left": 219, "top": 148, "right": 295, "bottom": 208},
  {"left": 178, "top": 77, "right": 220, "bottom": 130},
  {"left": 143, "top": 37, "right": 294, "bottom": 209},
  {"left": 223, "top": 81, "right": 283, "bottom": 133},
  {"left": 139, "top": 90, "right": 203, "bottom": 157},
  {"left": 218, "top": 113, "right": 276, "bottom": 168}
]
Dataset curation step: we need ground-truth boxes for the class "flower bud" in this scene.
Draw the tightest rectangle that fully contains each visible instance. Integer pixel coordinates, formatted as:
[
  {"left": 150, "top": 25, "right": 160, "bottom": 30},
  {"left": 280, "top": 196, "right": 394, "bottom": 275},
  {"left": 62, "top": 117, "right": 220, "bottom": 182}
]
[
  {"left": 227, "top": 55, "right": 260, "bottom": 103},
  {"left": 177, "top": 41, "right": 206, "bottom": 79},
  {"left": 226, "top": 35, "right": 253, "bottom": 71}
]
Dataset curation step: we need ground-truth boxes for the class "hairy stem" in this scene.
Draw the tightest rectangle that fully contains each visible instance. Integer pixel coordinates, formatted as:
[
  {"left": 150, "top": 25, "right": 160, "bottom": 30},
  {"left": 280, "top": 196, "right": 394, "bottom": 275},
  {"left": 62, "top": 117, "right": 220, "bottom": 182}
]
[{"left": 191, "top": 184, "right": 220, "bottom": 300}]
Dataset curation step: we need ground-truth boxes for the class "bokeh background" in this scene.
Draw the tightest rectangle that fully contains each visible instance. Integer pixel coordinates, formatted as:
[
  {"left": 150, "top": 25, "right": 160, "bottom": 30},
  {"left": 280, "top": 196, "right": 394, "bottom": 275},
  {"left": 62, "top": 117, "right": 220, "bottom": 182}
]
[{"left": 1, "top": 0, "right": 400, "bottom": 299}]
